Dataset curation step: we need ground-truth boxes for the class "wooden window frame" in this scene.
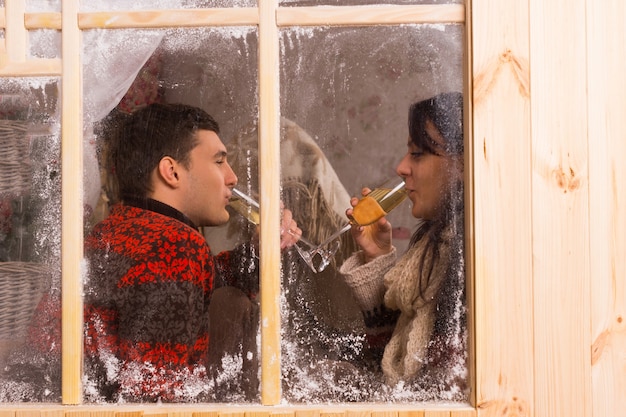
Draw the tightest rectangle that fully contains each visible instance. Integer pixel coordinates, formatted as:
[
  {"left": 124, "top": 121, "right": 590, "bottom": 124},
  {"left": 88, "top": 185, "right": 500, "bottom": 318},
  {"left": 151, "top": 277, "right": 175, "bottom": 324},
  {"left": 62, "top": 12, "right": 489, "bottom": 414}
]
[{"left": 6, "top": 0, "right": 473, "bottom": 413}]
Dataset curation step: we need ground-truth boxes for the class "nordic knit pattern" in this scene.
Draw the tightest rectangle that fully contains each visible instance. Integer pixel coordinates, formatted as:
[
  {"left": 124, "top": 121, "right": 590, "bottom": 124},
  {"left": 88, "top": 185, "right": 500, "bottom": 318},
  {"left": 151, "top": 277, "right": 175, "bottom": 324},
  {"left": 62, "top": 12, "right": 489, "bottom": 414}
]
[{"left": 84, "top": 200, "right": 257, "bottom": 402}]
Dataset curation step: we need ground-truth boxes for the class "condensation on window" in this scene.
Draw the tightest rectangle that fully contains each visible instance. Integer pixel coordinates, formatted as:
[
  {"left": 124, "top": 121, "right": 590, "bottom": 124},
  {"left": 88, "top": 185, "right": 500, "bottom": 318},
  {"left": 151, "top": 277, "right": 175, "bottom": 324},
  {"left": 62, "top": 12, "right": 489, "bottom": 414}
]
[
  {"left": 277, "top": 24, "right": 468, "bottom": 403},
  {"left": 0, "top": 77, "right": 62, "bottom": 402},
  {"left": 25, "top": 0, "right": 60, "bottom": 12},
  {"left": 28, "top": 30, "right": 62, "bottom": 59},
  {"left": 0, "top": 19, "right": 467, "bottom": 405}
]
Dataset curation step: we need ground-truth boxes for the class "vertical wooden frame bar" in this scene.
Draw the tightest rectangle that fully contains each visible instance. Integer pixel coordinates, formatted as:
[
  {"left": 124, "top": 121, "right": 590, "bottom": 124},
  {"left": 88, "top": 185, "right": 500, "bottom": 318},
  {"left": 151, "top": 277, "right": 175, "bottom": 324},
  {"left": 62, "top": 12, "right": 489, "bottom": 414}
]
[
  {"left": 471, "top": 0, "right": 534, "bottom": 416},
  {"left": 258, "top": 0, "right": 282, "bottom": 405},
  {"left": 462, "top": 0, "right": 475, "bottom": 408},
  {"left": 4, "top": 0, "right": 26, "bottom": 61},
  {"left": 61, "top": 0, "right": 83, "bottom": 405},
  {"left": 587, "top": 0, "right": 626, "bottom": 415}
]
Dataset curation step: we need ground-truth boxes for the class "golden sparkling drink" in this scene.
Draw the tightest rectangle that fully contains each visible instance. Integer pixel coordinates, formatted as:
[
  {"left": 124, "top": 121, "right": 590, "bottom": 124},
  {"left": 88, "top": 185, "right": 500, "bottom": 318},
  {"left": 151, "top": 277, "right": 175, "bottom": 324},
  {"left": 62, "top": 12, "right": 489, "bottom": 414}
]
[
  {"left": 348, "top": 183, "right": 407, "bottom": 226},
  {"left": 229, "top": 192, "right": 260, "bottom": 225}
]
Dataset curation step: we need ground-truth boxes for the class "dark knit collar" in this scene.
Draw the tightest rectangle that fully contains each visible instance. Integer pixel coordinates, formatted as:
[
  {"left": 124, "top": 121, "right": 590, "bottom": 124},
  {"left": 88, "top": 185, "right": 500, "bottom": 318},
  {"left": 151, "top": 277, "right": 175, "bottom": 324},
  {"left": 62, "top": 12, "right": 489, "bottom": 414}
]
[{"left": 122, "top": 195, "right": 198, "bottom": 230}]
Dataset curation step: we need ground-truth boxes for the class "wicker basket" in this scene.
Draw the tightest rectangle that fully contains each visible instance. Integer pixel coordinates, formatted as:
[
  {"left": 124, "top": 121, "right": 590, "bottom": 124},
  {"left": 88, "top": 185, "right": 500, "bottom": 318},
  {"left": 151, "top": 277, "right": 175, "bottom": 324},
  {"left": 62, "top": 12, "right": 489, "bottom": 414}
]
[
  {"left": 0, "top": 261, "right": 51, "bottom": 339},
  {"left": 0, "top": 120, "right": 31, "bottom": 197}
]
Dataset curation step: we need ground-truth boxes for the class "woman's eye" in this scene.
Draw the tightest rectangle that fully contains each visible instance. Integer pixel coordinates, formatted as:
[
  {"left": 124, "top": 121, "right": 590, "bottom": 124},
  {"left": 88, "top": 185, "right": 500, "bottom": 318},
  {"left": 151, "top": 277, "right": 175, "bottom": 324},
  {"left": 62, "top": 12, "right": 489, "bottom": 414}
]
[{"left": 411, "top": 151, "right": 425, "bottom": 159}]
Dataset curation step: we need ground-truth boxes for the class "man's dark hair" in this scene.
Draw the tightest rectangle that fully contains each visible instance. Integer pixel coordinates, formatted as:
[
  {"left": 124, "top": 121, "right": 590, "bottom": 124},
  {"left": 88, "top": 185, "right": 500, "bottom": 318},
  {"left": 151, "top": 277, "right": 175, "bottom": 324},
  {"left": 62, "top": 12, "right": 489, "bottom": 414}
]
[{"left": 106, "top": 103, "right": 220, "bottom": 200}]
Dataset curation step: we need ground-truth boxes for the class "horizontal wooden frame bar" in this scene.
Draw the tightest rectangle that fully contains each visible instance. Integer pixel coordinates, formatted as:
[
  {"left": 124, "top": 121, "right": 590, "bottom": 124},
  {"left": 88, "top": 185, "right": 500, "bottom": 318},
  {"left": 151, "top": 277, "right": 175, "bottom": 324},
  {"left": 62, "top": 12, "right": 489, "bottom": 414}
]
[
  {"left": 22, "top": 9, "right": 259, "bottom": 30},
  {"left": 18, "top": 5, "right": 465, "bottom": 31},
  {"left": 24, "top": 12, "right": 62, "bottom": 30},
  {"left": 0, "top": 404, "right": 477, "bottom": 415},
  {"left": 78, "top": 8, "right": 259, "bottom": 29},
  {"left": 0, "top": 57, "right": 62, "bottom": 76},
  {"left": 276, "top": 4, "right": 465, "bottom": 26}
]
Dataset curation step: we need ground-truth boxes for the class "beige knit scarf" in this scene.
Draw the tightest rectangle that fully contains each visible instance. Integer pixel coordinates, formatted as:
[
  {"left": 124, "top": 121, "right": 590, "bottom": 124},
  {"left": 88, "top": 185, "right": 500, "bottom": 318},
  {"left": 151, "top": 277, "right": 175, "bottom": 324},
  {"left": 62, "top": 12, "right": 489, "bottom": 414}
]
[{"left": 381, "top": 225, "right": 453, "bottom": 385}]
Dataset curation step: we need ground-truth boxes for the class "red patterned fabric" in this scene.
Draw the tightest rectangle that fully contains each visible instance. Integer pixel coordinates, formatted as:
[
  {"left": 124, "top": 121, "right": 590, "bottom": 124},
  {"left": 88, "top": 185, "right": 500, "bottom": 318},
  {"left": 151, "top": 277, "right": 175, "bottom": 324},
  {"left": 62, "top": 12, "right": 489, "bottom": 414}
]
[{"left": 83, "top": 202, "right": 256, "bottom": 402}]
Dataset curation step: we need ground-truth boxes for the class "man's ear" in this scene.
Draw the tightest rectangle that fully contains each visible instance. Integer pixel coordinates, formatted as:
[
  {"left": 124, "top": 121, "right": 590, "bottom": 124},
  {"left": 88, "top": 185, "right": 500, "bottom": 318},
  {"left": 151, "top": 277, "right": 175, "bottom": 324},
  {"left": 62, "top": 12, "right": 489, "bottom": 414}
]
[{"left": 157, "top": 156, "right": 181, "bottom": 188}]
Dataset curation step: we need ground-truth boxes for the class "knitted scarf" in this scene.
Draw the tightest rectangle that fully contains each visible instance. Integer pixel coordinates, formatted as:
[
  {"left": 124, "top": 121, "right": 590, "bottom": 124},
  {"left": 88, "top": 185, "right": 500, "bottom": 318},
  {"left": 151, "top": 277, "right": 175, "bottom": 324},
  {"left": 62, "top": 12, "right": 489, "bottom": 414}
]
[{"left": 381, "top": 223, "right": 454, "bottom": 385}]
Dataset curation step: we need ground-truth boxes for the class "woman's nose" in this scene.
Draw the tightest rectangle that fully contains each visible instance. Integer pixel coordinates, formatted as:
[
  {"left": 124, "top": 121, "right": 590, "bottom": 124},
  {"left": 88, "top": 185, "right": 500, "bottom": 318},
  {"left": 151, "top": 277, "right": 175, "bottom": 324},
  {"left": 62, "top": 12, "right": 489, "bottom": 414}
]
[{"left": 396, "top": 154, "right": 410, "bottom": 177}]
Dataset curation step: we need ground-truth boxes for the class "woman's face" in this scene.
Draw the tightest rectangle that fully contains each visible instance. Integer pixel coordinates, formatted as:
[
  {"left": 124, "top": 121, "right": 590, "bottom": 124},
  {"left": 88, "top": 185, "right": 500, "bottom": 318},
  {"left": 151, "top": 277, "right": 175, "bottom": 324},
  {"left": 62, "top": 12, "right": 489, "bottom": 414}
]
[{"left": 396, "top": 119, "right": 463, "bottom": 220}]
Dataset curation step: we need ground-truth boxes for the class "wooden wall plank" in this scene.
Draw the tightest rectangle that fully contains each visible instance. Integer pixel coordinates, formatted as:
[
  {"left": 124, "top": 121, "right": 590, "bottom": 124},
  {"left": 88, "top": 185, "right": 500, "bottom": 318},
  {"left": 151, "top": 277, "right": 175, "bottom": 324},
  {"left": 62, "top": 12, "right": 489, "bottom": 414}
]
[
  {"left": 470, "top": 0, "right": 534, "bottom": 417},
  {"left": 587, "top": 1, "right": 626, "bottom": 417},
  {"left": 529, "top": 0, "right": 591, "bottom": 416}
]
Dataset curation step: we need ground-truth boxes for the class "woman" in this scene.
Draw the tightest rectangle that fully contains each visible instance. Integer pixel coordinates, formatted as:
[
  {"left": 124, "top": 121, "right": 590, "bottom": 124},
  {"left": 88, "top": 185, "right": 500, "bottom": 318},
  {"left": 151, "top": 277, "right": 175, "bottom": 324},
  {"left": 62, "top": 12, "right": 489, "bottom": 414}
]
[{"left": 339, "top": 92, "right": 467, "bottom": 396}]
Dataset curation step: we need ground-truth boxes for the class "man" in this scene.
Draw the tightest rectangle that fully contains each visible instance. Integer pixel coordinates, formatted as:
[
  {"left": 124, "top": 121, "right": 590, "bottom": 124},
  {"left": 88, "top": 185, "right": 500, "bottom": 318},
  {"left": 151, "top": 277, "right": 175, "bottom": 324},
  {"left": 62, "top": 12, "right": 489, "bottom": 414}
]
[{"left": 83, "top": 103, "right": 300, "bottom": 402}]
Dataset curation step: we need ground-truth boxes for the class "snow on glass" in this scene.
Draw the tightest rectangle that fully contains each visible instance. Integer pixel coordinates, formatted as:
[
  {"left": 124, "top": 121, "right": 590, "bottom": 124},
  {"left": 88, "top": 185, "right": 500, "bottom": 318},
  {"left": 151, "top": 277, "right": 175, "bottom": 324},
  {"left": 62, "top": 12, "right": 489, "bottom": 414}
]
[
  {"left": 0, "top": 77, "right": 62, "bottom": 402},
  {"left": 0, "top": 22, "right": 467, "bottom": 404}
]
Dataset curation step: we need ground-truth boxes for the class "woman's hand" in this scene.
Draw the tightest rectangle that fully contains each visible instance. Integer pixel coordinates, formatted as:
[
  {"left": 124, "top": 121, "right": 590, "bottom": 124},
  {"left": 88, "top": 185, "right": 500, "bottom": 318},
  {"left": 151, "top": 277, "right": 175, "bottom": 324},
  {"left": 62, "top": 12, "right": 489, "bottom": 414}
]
[{"left": 347, "top": 187, "right": 393, "bottom": 263}]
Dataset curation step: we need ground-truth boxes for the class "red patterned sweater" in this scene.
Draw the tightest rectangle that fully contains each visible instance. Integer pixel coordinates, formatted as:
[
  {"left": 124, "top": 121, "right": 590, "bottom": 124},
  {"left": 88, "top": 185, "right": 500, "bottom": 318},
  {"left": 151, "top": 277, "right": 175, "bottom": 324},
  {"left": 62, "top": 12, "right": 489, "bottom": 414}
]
[{"left": 83, "top": 197, "right": 257, "bottom": 402}]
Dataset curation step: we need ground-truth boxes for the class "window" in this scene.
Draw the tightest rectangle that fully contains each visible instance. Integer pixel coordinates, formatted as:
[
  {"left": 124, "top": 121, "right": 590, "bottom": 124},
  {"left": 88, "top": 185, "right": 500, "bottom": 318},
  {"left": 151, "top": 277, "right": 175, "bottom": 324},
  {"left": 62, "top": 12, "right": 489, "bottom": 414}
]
[{"left": 0, "top": 0, "right": 469, "bottom": 408}]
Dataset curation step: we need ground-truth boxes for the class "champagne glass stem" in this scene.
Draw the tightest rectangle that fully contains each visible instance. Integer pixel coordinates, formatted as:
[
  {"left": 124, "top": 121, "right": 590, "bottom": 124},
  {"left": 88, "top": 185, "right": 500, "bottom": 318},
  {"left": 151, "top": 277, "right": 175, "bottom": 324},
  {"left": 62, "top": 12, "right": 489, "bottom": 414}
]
[
  {"left": 314, "top": 223, "right": 351, "bottom": 252},
  {"left": 231, "top": 188, "right": 324, "bottom": 273}
]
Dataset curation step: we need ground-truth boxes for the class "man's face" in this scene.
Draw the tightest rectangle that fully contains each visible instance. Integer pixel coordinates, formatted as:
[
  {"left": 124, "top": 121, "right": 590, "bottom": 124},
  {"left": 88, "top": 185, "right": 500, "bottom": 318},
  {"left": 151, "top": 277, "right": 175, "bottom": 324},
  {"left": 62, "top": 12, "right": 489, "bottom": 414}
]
[{"left": 178, "top": 129, "right": 238, "bottom": 226}]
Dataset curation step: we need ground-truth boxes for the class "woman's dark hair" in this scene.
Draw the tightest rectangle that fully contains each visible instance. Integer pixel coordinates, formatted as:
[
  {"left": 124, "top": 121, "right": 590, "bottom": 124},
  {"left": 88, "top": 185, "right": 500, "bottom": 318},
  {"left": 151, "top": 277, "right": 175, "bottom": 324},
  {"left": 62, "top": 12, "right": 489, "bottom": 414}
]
[
  {"left": 408, "top": 92, "right": 464, "bottom": 302},
  {"left": 408, "top": 91, "right": 463, "bottom": 157},
  {"left": 105, "top": 103, "right": 220, "bottom": 200}
]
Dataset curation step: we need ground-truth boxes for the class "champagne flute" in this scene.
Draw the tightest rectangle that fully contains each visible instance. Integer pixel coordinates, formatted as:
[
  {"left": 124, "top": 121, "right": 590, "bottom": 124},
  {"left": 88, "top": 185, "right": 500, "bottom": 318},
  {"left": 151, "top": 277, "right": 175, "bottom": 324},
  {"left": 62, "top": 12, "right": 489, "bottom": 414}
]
[
  {"left": 306, "top": 177, "right": 408, "bottom": 271},
  {"left": 229, "top": 188, "right": 337, "bottom": 273}
]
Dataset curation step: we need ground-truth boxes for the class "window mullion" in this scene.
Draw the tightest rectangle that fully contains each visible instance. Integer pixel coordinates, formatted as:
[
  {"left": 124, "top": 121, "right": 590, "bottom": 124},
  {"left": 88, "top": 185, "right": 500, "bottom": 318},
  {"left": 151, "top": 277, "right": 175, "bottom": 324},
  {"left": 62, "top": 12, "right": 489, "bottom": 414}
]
[
  {"left": 61, "top": 0, "right": 84, "bottom": 405},
  {"left": 258, "top": 0, "right": 282, "bottom": 406}
]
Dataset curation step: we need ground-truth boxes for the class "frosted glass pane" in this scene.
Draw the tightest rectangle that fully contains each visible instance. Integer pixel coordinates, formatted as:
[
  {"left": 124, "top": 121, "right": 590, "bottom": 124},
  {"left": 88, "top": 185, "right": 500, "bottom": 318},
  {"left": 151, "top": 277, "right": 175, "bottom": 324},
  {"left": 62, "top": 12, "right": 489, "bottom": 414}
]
[
  {"left": 0, "top": 78, "right": 62, "bottom": 403},
  {"left": 278, "top": 24, "right": 467, "bottom": 403},
  {"left": 29, "top": 30, "right": 62, "bottom": 59},
  {"left": 26, "top": 0, "right": 60, "bottom": 12},
  {"left": 82, "top": 27, "right": 259, "bottom": 403}
]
